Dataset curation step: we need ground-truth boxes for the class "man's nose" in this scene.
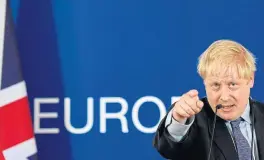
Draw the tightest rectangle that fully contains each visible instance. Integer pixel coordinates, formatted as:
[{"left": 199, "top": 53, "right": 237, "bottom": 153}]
[{"left": 220, "top": 86, "right": 230, "bottom": 102}]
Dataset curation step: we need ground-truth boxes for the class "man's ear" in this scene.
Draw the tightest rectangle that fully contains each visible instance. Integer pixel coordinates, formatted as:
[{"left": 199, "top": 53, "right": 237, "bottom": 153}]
[{"left": 249, "top": 73, "right": 255, "bottom": 88}]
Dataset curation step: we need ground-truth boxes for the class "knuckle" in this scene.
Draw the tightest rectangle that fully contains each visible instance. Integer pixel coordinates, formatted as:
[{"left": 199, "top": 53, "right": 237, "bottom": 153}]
[
  {"left": 188, "top": 100, "right": 194, "bottom": 106},
  {"left": 186, "top": 107, "right": 194, "bottom": 115},
  {"left": 175, "top": 103, "right": 183, "bottom": 112},
  {"left": 175, "top": 101, "right": 182, "bottom": 109},
  {"left": 182, "top": 96, "right": 191, "bottom": 106}
]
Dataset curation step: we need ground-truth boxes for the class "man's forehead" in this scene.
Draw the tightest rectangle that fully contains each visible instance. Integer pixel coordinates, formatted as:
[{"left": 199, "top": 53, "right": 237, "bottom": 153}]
[
  {"left": 206, "top": 67, "right": 241, "bottom": 79},
  {"left": 205, "top": 74, "right": 240, "bottom": 81}
]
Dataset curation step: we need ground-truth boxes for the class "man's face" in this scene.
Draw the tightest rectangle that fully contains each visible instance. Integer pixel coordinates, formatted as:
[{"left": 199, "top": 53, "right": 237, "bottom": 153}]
[{"left": 204, "top": 69, "right": 254, "bottom": 121}]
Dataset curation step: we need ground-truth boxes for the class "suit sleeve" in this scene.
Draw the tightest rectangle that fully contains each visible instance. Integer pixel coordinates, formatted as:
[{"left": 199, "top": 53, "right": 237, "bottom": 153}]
[
  {"left": 153, "top": 105, "right": 198, "bottom": 159},
  {"left": 165, "top": 109, "right": 194, "bottom": 141}
]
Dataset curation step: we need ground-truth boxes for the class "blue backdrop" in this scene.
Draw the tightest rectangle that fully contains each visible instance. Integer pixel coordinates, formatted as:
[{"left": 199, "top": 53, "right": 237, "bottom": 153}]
[{"left": 9, "top": 0, "right": 264, "bottom": 159}]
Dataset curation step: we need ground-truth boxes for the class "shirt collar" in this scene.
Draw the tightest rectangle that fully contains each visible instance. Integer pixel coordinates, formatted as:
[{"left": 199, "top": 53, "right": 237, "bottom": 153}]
[{"left": 240, "top": 99, "right": 251, "bottom": 124}]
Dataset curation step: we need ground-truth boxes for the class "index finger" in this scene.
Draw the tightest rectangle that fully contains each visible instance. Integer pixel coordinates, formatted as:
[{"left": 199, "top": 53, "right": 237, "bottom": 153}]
[{"left": 187, "top": 89, "right": 198, "bottom": 98}]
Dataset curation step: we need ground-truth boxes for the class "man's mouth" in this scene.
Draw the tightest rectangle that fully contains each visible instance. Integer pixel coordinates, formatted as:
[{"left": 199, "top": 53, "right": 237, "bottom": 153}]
[
  {"left": 221, "top": 104, "right": 235, "bottom": 111},
  {"left": 222, "top": 104, "right": 235, "bottom": 108}
]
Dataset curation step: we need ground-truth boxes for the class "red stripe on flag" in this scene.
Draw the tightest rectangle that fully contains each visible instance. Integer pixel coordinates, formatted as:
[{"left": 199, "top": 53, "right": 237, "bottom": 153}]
[
  {"left": 0, "top": 97, "right": 34, "bottom": 151},
  {"left": 0, "top": 152, "right": 4, "bottom": 160}
]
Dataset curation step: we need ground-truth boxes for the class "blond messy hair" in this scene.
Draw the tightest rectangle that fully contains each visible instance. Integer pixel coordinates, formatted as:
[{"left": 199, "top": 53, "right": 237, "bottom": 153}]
[{"left": 197, "top": 39, "right": 257, "bottom": 79}]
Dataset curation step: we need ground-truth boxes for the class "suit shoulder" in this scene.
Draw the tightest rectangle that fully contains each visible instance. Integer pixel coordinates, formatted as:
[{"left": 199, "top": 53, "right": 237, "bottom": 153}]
[{"left": 251, "top": 98, "right": 264, "bottom": 110}]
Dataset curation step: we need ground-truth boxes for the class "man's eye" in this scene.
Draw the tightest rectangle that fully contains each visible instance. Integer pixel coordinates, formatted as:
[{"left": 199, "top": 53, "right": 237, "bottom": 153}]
[
  {"left": 229, "top": 82, "right": 238, "bottom": 88},
  {"left": 213, "top": 83, "right": 220, "bottom": 86},
  {"left": 212, "top": 83, "right": 220, "bottom": 89}
]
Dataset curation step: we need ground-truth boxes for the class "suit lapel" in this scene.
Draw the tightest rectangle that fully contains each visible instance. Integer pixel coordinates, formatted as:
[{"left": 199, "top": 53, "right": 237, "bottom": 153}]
[
  {"left": 203, "top": 98, "right": 264, "bottom": 160},
  {"left": 251, "top": 100, "right": 264, "bottom": 160},
  {"left": 208, "top": 117, "right": 238, "bottom": 160}
]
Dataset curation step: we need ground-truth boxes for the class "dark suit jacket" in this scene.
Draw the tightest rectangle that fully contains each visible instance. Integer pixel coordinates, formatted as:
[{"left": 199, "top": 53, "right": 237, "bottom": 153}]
[{"left": 153, "top": 97, "right": 264, "bottom": 160}]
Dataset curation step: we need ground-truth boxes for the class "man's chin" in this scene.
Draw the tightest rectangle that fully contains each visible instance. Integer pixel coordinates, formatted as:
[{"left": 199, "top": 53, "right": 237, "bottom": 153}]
[{"left": 217, "top": 112, "right": 239, "bottom": 121}]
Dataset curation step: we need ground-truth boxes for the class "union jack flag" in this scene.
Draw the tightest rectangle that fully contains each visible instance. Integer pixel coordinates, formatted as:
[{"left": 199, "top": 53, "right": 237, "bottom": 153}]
[{"left": 0, "top": 0, "right": 38, "bottom": 159}]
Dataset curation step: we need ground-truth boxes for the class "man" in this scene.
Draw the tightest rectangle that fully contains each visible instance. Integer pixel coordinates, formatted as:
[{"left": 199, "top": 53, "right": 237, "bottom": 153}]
[{"left": 153, "top": 40, "right": 264, "bottom": 160}]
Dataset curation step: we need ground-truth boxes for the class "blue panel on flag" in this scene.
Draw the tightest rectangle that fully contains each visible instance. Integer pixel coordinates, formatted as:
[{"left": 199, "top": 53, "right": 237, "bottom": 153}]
[
  {"left": 28, "top": 153, "right": 38, "bottom": 160},
  {"left": 2, "top": 5, "right": 22, "bottom": 89},
  {"left": 15, "top": 0, "right": 73, "bottom": 160}
]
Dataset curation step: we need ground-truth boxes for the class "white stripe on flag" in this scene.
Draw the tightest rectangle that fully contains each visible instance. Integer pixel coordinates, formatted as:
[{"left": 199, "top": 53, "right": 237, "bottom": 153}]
[
  {"left": 0, "top": 0, "right": 7, "bottom": 89},
  {"left": 0, "top": 81, "right": 27, "bottom": 107},
  {"left": 3, "top": 138, "right": 37, "bottom": 160}
]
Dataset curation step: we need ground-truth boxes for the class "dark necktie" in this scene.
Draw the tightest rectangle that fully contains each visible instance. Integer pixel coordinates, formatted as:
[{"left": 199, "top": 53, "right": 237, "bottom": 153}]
[{"left": 230, "top": 118, "right": 252, "bottom": 160}]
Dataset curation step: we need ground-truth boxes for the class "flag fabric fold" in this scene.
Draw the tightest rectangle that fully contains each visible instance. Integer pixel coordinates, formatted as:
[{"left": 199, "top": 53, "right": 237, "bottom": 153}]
[{"left": 0, "top": 0, "right": 38, "bottom": 159}]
